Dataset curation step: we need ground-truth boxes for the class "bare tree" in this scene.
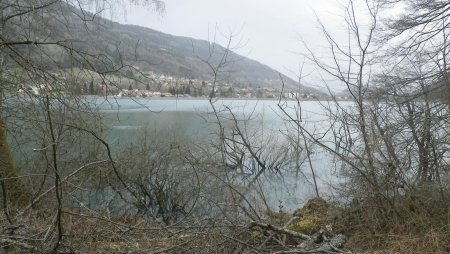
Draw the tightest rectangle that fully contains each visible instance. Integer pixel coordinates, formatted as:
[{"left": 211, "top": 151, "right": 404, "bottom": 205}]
[
  {"left": 0, "top": 0, "right": 165, "bottom": 251},
  {"left": 275, "top": 4, "right": 450, "bottom": 251},
  {"left": 297, "top": 0, "right": 385, "bottom": 199},
  {"left": 380, "top": 0, "right": 450, "bottom": 102}
]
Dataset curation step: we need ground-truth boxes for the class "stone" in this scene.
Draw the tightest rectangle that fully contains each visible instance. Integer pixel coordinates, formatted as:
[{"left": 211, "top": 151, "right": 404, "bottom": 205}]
[{"left": 288, "top": 197, "right": 330, "bottom": 235}]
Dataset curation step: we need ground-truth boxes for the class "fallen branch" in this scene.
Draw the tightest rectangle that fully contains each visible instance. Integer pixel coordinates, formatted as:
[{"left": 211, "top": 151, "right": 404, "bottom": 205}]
[
  {"left": 0, "top": 238, "right": 37, "bottom": 251},
  {"left": 250, "top": 221, "right": 350, "bottom": 254},
  {"left": 250, "top": 221, "right": 311, "bottom": 241}
]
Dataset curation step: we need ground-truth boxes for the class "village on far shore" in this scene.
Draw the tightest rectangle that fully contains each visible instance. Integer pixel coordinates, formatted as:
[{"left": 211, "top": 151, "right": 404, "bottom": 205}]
[{"left": 20, "top": 71, "right": 350, "bottom": 100}]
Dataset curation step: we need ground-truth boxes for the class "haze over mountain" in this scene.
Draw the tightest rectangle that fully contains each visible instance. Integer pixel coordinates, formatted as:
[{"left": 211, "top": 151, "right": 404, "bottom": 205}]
[{"left": 9, "top": 2, "right": 321, "bottom": 94}]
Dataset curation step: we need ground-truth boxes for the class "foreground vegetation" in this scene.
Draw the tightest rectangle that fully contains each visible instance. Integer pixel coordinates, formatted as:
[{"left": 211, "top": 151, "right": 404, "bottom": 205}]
[{"left": 1, "top": 0, "right": 450, "bottom": 253}]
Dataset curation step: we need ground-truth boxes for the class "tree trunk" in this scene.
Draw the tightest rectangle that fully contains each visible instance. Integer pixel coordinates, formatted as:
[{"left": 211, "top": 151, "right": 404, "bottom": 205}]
[{"left": 0, "top": 116, "right": 30, "bottom": 208}]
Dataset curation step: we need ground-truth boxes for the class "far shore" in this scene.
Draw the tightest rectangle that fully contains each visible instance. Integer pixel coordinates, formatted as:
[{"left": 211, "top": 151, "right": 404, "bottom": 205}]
[{"left": 83, "top": 95, "right": 351, "bottom": 102}]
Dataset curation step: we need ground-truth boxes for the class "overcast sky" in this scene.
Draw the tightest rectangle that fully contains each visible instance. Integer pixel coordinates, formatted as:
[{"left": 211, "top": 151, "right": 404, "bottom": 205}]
[{"left": 110, "top": 0, "right": 353, "bottom": 91}]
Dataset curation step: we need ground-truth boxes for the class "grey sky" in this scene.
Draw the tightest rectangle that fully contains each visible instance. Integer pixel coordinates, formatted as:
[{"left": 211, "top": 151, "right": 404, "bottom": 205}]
[{"left": 111, "top": 0, "right": 347, "bottom": 90}]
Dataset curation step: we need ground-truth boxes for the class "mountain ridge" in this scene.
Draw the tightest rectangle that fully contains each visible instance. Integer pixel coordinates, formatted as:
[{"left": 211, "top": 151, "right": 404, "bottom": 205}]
[
  {"left": 106, "top": 21, "right": 321, "bottom": 93},
  {"left": 7, "top": 1, "right": 322, "bottom": 94}
]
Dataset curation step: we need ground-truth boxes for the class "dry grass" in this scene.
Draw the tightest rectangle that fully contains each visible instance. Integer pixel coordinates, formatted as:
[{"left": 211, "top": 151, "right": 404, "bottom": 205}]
[
  {"left": 2, "top": 186, "right": 450, "bottom": 253},
  {"left": 0, "top": 204, "right": 253, "bottom": 253},
  {"left": 340, "top": 187, "right": 450, "bottom": 254}
]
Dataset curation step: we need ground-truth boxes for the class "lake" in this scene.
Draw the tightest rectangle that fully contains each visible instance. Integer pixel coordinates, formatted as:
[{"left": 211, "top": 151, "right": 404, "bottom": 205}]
[{"left": 95, "top": 97, "right": 341, "bottom": 211}]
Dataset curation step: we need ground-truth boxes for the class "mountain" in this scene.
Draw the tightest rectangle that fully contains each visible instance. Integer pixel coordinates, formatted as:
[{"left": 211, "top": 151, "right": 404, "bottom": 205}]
[
  {"left": 102, "top": 23, "right": 285, "bottom": 85},
  {"left": 5, "top": 1, "right": 321, "bottom": 94}
]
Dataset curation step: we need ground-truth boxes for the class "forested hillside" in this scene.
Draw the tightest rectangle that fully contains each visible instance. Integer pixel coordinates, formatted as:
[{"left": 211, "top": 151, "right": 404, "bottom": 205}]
[{"left": 4, "top": 1, "right": 319, "bottom": 92}]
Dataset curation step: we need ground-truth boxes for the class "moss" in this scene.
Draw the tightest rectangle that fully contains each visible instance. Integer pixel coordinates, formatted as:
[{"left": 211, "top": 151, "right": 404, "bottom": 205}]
[
  {"left": 294, "top": 197, "right": 328, "bottom": 218},
  {"left": 289, "top": 198, "right": 330, "bottom": 235},
  {"left": 251, "top": 230, "right": 261, "bottom": 237},
  {"left": 288, "top": 218, "right": 321, "bottom": 234}
]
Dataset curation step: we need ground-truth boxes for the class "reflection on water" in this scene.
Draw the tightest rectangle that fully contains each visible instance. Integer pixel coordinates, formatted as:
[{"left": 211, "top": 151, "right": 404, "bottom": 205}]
[
  {"left": 9, "top": 96, "right": 342, "bottom": 213},
  {"left": 100, "top": 98, "right": 340, "bottom": 211}
]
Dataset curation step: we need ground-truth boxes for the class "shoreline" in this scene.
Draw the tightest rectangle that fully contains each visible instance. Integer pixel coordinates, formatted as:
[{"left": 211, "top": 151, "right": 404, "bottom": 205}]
[{"left": 84, "top": 95, "right": 351, "bottom": 102}]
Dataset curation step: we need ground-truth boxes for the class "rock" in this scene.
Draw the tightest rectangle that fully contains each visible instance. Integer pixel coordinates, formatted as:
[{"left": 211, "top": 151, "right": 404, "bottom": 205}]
[
  {"left": 288, "top": 197, "right": 330, "bottom": 235},
  {"left": 293, "top": 197, "right": 328, "bottom": 218},
  {"left": 328, "top": 234, "right": 346, "bottom": 248}
]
